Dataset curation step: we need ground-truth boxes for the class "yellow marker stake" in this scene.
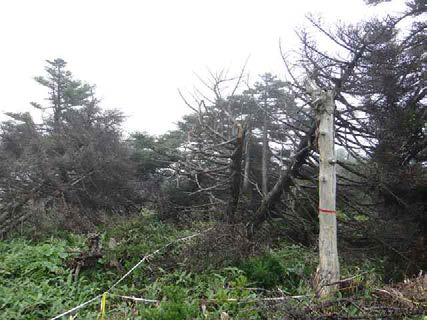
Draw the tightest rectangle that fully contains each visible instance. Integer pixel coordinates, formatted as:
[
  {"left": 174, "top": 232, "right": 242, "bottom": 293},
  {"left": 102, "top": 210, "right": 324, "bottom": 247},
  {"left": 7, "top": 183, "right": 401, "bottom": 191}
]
[{"left": 99, "top": 292, "right": 107, "bottom": 320}]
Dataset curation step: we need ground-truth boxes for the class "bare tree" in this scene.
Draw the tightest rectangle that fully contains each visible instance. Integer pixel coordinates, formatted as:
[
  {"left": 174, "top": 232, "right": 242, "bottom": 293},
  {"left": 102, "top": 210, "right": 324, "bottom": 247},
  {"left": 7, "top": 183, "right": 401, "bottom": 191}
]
[
  {"left": 178, "top": 69, "right": 249, "bottom": 221},
  {"left": 306, "top": 80, "right": 339, "bottom": 297}
]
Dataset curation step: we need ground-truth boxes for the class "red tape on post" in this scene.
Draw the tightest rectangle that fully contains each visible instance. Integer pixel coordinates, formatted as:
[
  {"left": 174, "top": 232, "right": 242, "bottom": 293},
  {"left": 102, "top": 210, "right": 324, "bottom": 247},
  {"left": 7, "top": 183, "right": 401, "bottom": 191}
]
[{"left": 319, "top": 208, "right": 336, "bottom": 214}]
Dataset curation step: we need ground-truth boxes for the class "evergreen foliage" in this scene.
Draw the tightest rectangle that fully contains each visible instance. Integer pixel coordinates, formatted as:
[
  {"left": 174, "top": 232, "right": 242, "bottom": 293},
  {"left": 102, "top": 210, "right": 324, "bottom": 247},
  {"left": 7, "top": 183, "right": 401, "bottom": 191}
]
[{"left": 0, "top": 0, "right": 426, "bottom": 318}]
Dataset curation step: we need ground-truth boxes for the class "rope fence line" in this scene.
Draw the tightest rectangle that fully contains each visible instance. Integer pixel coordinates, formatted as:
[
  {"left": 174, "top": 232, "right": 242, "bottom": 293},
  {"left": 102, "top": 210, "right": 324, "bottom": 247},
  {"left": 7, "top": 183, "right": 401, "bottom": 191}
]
[
  {"left": 108, "top": 293, "right": 312, "bottom": 305},
  {"left": 112, "top": 294, "right": 159, "bottom": 304},
  {"left": 50, "top": 228, "right": 212, "bottom": 320},
  {"left": 47, "top": 225, "right": 427, "bottom": 319},
  {"left": 50, "top": 295, "right": 102, "bottom": 320}
]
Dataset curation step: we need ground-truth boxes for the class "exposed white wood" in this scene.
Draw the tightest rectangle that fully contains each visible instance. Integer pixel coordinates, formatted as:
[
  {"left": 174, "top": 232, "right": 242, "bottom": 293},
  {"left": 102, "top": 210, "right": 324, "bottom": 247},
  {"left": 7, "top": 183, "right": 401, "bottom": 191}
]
[{"left": 308, "top": 82, "right": 340, "bottom": 298}]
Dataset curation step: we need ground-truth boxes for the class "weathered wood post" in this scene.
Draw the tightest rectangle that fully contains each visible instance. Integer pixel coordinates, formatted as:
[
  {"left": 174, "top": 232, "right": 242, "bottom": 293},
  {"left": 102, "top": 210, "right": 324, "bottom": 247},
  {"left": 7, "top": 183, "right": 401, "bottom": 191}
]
[{"left": 308, "top": 81, "right": 340, "bottom": 298}]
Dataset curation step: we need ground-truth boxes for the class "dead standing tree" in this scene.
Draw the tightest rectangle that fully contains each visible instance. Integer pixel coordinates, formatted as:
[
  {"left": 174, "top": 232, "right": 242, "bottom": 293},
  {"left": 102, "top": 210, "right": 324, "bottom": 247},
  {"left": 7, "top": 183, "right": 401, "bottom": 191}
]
[
  {"left": 286, "top": 7, "right": 427, "bottom": 275},
  {"left": 179, "top": 71, "right": 248, "bottom": 222},
  {"left": 265, "top": 5, "right": 426, "bottom": 291},
  {"left": 307, "top": 80, "right": 339, "bottom": 297}
]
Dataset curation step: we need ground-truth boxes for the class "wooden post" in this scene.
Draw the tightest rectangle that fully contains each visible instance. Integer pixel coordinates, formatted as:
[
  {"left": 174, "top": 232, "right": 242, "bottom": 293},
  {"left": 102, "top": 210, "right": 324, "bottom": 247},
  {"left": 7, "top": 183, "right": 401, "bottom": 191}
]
[{"left": 310, "top": 85, "right": 340, "bottom": 298}]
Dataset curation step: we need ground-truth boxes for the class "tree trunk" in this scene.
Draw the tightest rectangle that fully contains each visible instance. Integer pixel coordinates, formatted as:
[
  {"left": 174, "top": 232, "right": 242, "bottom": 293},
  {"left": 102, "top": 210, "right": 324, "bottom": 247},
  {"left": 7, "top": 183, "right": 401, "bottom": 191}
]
[
  {"left": 262, "top": 115, "right": 269, "bottom": 195},
  {"left": 250, "top": 124, "right": 316, "bottom": 230},
  {"left": 315, "top": 90, "right": 340, "bottom": 298},
  {"left": 226, "top": 125, "right": 245, "bottom": 221},
  {"left": 242, "top": 134, "right": 251, "bottom": 193}
]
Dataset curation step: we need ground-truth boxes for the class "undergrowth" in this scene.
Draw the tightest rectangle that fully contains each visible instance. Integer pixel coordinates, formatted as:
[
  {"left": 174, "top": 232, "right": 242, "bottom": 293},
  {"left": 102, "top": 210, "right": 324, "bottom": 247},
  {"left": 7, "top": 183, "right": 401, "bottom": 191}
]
[{"left": 0, "top": 213, "right": 424, "bottom": 319}]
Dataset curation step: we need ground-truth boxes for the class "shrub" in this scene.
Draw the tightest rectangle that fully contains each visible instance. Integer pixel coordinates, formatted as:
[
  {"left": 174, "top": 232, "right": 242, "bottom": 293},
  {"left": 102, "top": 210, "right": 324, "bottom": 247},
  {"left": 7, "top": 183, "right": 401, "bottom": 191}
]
[
  {"left": 241, "top": 252, "right": 285, "bottom": 289},
  {"left": 138, "top": 285, "right": 199, "bottom": 320}
]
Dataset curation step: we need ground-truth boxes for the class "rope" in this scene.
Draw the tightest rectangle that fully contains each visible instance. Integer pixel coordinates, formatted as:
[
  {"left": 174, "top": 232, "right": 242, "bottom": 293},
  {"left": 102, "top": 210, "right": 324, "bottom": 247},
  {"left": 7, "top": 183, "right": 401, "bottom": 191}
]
[
  {"left": 110, "top": 294, "right": 159, "bottom": 304},
  {"left": 49, "top": 228, "right": 210, "bottom": 319},
  {"left": 50, "top": 295, "right": 102, "bottom": 320}
]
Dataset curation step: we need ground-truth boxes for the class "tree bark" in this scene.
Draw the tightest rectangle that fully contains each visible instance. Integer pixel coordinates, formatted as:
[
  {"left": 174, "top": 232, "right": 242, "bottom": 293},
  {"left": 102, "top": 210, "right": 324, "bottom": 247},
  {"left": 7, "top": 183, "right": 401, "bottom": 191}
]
[
  {"left": 315, "top": 90, "right": 340, "bottom": 298},
  {"left": 226, "top": 125, "right": 245, "bottom": 221}
]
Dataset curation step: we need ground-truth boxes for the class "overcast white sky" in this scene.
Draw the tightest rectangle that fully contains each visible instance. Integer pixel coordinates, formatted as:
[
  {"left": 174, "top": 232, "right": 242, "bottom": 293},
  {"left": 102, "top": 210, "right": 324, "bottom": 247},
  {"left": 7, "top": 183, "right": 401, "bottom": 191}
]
[{"left": 0, "top": 0, "right": 405, "bottom": 135}]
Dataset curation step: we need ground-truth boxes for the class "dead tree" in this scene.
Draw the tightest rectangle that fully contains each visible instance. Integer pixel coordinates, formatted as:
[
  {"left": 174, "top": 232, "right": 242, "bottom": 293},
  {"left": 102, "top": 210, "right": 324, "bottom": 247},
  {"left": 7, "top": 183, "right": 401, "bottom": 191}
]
[
  {"left": 226, "top": 124, "right": 246, "bottom": 221},
  {"left": 178, "top": 70, "right": 249, "bottom": 221},
  {"left": 307, "top": 80, "right": 340, "bottom": 297}
]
